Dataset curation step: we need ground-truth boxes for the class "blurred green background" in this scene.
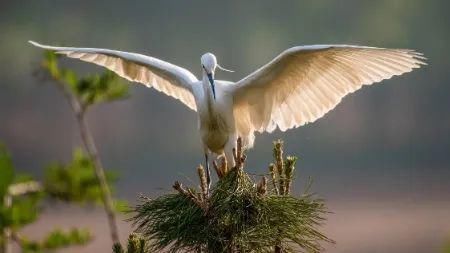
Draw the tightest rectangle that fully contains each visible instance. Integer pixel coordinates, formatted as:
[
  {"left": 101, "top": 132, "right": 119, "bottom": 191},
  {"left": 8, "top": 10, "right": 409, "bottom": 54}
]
[{"left": 1, "top": 0, "right": 449, "bottom": 252}]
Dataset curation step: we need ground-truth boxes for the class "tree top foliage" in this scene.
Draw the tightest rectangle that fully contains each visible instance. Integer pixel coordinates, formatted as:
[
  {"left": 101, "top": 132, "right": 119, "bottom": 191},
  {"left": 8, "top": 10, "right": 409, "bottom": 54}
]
[
  {"left": 40, "top": 51, "right": 129, "bottom": 109},
  {"left": 131, "top": 140, "right": 332, "bottom": 253}
]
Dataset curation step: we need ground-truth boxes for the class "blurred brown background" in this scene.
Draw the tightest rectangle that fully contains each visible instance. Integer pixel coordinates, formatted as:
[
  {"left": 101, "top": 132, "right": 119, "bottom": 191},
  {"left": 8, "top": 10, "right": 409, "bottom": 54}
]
[{"left": 1, "top": 0, "right": 449, "bottom": 252}]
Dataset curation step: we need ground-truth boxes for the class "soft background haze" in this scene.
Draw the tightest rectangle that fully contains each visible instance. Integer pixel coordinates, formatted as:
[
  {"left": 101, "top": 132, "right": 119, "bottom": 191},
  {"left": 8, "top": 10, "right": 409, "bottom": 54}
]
[{"left": 1, "top": 1, "right": 449, "bottom": 252}]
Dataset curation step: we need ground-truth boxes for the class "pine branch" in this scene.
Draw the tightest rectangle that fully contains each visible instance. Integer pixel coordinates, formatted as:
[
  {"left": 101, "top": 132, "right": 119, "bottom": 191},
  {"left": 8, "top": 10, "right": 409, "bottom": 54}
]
[
  {"left": 173, "top": 181, "right": 206, "bottom": 211},
  {"left": 273, "top": 140, "right": 285, "bottom": 195},
  {"left": 132, "top": 139, "right": 332, "bottom": 253},
  {"left": 232, "top": 137, "right": 247, "bottom": 171},
  {"left": 269, "top": 163, "right": 279, "bottom": 195},
  {"left": 256, "top": 176, "right": 267, "bottom": 196},
  {"left": 113, "top": 233, "right": 147, "bottom": 253},
  {"left": 213, "top": 156, "right": 228, "bottom": 179},
  {"left": 197, "top": 165, "right": 209, "bottom": 201},
  {"left": 284, "top": 156, "right": 297, "bottom": 195}
]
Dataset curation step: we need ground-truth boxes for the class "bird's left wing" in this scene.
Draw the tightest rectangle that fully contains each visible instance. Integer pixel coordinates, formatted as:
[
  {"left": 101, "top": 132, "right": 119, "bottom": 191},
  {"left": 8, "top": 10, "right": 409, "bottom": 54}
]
[
  {"left": 229, "top": 45, "right": 426, "bottom": 145},
  {"left": 29, "top": 41, "right": 198, "bottom": 111}
]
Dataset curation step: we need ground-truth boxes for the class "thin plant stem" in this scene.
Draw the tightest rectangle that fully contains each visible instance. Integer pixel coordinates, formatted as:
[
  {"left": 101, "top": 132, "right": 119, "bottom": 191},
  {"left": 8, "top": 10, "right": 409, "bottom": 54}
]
[
  {"left": 76, "top": 109, "right": 120, "bottom": 244},
  {"left": 56, "top": 80, "right": 120, "bottom": 245}
]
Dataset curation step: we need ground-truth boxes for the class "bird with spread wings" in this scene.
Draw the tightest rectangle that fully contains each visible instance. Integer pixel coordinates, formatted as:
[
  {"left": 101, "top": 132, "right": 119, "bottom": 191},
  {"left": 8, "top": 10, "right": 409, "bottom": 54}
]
[{"left": 30, "top": 41, "right": 426, "bottom": 187}]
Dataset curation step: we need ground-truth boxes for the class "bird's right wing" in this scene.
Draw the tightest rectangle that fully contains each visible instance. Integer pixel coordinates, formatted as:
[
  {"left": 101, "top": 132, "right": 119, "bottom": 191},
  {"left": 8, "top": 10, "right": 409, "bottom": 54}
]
[
  {"left": 29, "top": 41, "right": 198, "bottom": 111},
  {"left": 229, "top": 45, "right": 426, "bottom": 147}
]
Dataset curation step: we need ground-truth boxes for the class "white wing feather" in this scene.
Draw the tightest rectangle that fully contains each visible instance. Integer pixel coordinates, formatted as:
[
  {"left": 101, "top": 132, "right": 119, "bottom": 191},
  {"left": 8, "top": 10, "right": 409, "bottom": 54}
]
[
  {"left": 29, "top": 41, "right": 198, "bottom": 111},
  {"left": 231, "top": 45, "right": 426, "bottom": 147}
]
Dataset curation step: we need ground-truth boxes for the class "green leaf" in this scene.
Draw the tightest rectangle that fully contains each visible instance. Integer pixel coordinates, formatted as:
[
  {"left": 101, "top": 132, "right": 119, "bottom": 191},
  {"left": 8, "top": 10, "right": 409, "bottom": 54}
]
[
  {"left": 0, "top": 144, "right": 44, "bottom": 230},
  {"left": 444, "top": 239, "right": 450, "bottom": 253},
  {"left": 43, "top": 51, "right": 60, "bottom": 79},
  {"left": 61, "top": 69, "right": 78, "bottom": 88},
  {"left": 44, "top": 148, "right": 118, "bottom": 205},
  {"left": 112, "top": 233, "right": 147, "bottom": 253},
  {"left": 114, "top": 199, "right": 130, "bottom": 213},
  {"left": 38, "top": 51, "right": 130, "bottom": 109},
  {"left": 75, "top": 71, "right": 129, "bottom": 107},
  {"left": 10, "top": 190, "right": 43, "bottom": 228},
  {"left": 0, "top": 143, "right": 14, "bottom": 199},
  {"left": 20, "top": 228, "right": 92, "bottom": 252}
]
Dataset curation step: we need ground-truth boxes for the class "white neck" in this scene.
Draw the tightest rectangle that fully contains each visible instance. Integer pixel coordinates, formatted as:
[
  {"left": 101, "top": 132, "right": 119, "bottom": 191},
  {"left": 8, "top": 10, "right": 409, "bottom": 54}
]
[
  {"left": 202, "top": 74, "right": 214, "bottom": 100},
  {"left": 202, "top": 74, "right": 215, "bottom": 115}
]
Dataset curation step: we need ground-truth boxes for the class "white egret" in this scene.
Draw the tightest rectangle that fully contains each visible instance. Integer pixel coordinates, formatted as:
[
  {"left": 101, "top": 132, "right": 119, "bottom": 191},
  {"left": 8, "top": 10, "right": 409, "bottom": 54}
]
[{"left": 29, "top": 41, "right": 426, "bottom": 186}]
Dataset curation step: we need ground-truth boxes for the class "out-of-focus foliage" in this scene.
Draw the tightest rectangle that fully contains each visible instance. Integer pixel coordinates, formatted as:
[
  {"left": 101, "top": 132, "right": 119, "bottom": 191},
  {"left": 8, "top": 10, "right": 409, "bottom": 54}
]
[
  {"left": 0, "top": 144, "right": 43, "bottom": 231},
  {"left": 443, "top": 238, "right": 450, "bottom": 253},
  {"left": 44, "top": 148, "right": 118, "bottom": 205},
  {"left": 20, "top": 228, "right": 91, "bottom": 253},
  {"left": 8, "top": 192, "right": 43, "bottom": 230},
  {"left": 75, "top": 71, "right": 129, "bottom": 106},
  {"left": 112, "top": 233, "right": 147, "bottom": 253},
  {"left": 0, "top": 144, "right": 14, "bottom": 199},
  {"left": 39, "top": 48, "right": 128, "bottom": 244},
  {"left": 114, "top": 199, "right": 131, "bottom": 213},
  {"left": 41, "top": 51, "right": 129, "bottom": 108},
  {"left": 1, "top": 43, "right": 130, "bottom": 251},
  {"left": 0, "top": 143, "right": 106, "bottom": 252}
]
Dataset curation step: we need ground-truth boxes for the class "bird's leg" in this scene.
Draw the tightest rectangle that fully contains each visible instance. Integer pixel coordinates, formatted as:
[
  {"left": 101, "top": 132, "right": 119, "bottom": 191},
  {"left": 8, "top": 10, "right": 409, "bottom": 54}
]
[{"left": 204, "top": 153, "right": 212, "bottom": 192}]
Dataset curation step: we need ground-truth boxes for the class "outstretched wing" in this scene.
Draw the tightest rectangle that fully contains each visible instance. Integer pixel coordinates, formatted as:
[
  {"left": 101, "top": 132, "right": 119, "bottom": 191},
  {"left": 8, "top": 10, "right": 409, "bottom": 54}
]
[
  {"left": 29, "top": 41, "right": 198, "bottom": 111},
  {"left": 230, "top": 45, "right": 426, "bottom": 146}
]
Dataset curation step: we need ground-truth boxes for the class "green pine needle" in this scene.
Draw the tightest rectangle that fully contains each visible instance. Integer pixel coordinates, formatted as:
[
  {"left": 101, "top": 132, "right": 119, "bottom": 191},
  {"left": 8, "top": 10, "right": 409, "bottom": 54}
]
[{"left": 132, "top": 152, "right": 331, "bottom": 253}]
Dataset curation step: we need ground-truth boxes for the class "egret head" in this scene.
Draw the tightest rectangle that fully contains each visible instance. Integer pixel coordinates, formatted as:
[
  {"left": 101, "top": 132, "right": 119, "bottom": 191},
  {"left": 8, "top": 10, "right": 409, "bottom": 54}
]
[
  {"left": 201, "top": 53, "right": 217, "bottom": 100},
  {"left": 201, "top": 53, "right": 217, "bottom": 75},
  {"left": 201, "top": 53, "right": 234, "bottom": 100}
]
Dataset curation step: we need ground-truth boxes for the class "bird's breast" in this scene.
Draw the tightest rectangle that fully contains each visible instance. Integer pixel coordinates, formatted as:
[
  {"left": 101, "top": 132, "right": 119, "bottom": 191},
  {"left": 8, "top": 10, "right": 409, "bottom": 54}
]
[
  {"left": 199, "top": 110, "right": 230, "bottom": 153},
  {"left": 196, "top": 82, "right": 235, "bottom": 153}
]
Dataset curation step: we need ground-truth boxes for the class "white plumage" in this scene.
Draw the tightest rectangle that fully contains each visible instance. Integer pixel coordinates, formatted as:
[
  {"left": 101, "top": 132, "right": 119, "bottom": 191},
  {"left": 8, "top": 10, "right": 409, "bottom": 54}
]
[{"left": 29, "top": 41, "right": 426, "bottom": 172}]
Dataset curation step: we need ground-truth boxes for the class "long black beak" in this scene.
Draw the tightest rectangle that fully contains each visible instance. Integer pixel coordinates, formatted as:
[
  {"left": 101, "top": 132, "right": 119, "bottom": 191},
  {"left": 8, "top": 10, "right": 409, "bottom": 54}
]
[{"left": 207, "top": 73, "right": 216, "bottom": 100}]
